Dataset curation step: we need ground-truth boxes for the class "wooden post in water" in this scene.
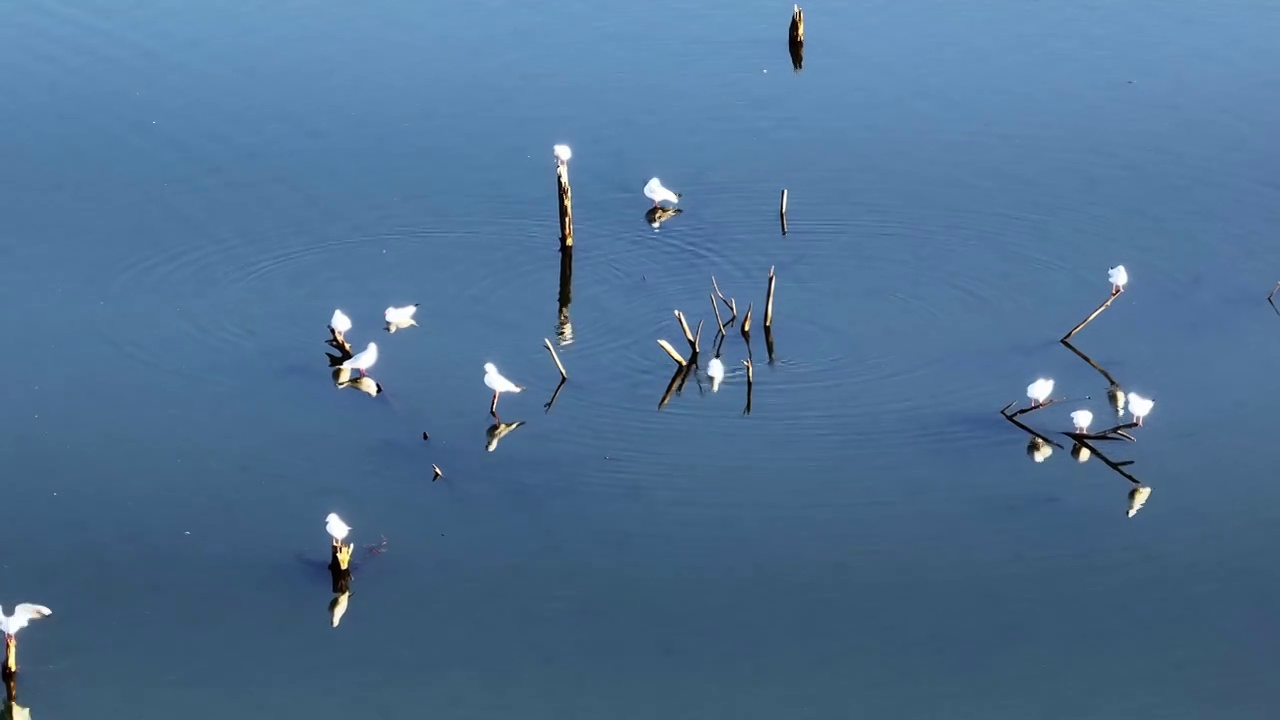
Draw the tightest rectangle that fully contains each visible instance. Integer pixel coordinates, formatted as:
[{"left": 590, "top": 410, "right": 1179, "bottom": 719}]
[
  {"left": 2, "top": 637, "right": 14, "bottom": 681},
  {"left": 788, "top": 4, "right": 805, "bottom": 72},
  {"left": 779, "top": 189, "right": 789, "bottom": 236},
  {"left": 742, "top": 359, "right": 754, "bottom": 415},
  {"left": 329, "top": 541, "right": 353, "bottom": 595},
  {"left": 554, "top": 145, "right": 574, "bottom": 250},
  {"left": 763, "top": 266, "right": 777, "bottom": 361}
]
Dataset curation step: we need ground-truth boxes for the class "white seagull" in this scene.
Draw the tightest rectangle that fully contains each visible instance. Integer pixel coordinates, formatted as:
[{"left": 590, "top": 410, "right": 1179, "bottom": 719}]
[
  {"left": 553, "top": 144, "right": 572, "bottom": 164},
  {"left": 330, "top": 309, "right": 352, "bottom": 338},
  {"left": 1127, "top": 392, "right": 1155, "bottom": 426},
  {"left": 1070, "top": 409, "right": 1093, "bottom": 434},
  {"left": 340, "top": 342, "right": 378, "bottom": 376},
  {"left": 0, "top": 604, "right": 52, "bottom": 638},
  {"left": 325, "top": 513, "right": 351, "bottom": 545},
  {"left": 1026, "top": 378, "right": 1055, "bottom": 407},
  {"left": 1108, "top": 265, "right": 1129, "bottom": 294},
  {"left": 484, "top": 362, "right": 523, "bottom": 416},
  {"left": 707, "top": 356, "right": 725, "bottom": 392},
  {"left": 384, "top": 304, "right": 419, "bottom": 332},
  {"left": 643, "top": 177, "right": 681, "bottom": 207}
]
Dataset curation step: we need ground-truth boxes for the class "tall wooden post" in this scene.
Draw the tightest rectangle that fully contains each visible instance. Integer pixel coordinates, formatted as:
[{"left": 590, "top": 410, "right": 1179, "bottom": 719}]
[
  {"left": 788, "top": 5, "right": 805, "bottom": 71},
  {"left": 556, "top": 163, "right": 573, "bottom": 250}
]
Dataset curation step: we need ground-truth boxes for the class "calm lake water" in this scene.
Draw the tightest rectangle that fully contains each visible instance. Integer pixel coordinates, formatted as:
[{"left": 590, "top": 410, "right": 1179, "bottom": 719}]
[{"left": 3, "top": 0, "right": 1280, "bottom": 717}]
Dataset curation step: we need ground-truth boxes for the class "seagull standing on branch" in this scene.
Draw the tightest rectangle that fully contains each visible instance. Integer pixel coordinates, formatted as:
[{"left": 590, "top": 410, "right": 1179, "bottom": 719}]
[
  {"left": 340, "top": 342, "right": 378, "bottom": 377},
  {"left": 325, "top": 513, "right": 351, "bottom": 545},
  {"left": 1127, "top": 393, "right": 1155, "bottom": 426},
  {"left": 644, "top": 178, "right": 681, "bottom": 208},
  {"left": 484, "top": 362, "right": 523, "bottom": 417},
  {"left": 1108, "top": 265, "right": 1129, "bottom": 294},
  {"left": 330, "top": 309, "right": 352, "bottom": 340},
  {"left": 1027, "top": 378, "right": 1055, "bottom": 407},
  {"left": 0, "top": 604, "right": 52, "bottom": 638},
  {"left": 1070, "top": 409, "right": 1093, "bottom": 434}
]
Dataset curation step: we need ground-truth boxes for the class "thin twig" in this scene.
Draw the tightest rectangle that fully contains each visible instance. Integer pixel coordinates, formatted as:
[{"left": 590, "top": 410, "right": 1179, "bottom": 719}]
[
  {"left": 710, "top": 293, "right": 725, "bottom": 332},
  {"left": 674, "top": 310, "right": 697, "bottom": 353},
  {"left": 741, "top": 303, "right": 753, "bottom": 338},
  {"left": 543, "top": 378, "right": 567, "bottom": 413},
  {"left": 542, "top": 338, "right": 568, "bottom": 381},
  {"left": 1062, "top": 289, "right": 1121, "bottom": 341}
]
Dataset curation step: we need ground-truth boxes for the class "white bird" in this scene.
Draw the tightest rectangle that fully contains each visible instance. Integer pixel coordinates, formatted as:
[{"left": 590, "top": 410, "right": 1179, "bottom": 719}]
[
  {"left": 484, "top": 362, "right": 523, "bottom": 416},
  {"left": 330, "top": 309, "right": 352, "bottom": 337},
  {"left": 1127, "top": 392, "right": 1155, "bottom": 426},
  {"left": 325, "top": 513, "right": 351, "bottom": 545},
  {"left": 1108, "top": 265, "right": 1129, "bottom": 294},
  {"left": 0, "top": 604, "right": 52, "bottom": 637},
  {"left": 553, "top": 144, "right": 572, "bottom": 164},
  {"left": 381, "top": 302, "right": 417, "bottom": 325},
  {"left": 1070, "top": 409, "right": 1093, "bottom": 433},
  {"left": 643, "top": 177, "right": 680, "bottom": 207},
  {"left": 1026, "top": 378, "right": 1055, "bottom": 406},
  {"left": 707, "top": 356, "right": 725, "bottom": 392},
  {"left": 340, "top": 342, "right": 378, "bottom": 376}
]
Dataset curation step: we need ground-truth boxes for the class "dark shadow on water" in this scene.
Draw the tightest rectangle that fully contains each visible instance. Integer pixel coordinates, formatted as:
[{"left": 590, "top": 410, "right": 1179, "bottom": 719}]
[
  {"left": 485, "top": 420, "right": 526, "bottom": 452},
  {"left": 645, "top": 206, "right": 682, "bottom": 230}
]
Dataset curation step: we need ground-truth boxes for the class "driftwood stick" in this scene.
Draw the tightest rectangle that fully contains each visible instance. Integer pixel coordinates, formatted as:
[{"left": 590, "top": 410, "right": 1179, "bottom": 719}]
[
  {"left": 764, "top": 266, "right": 777, "bottom": 329},
  {"left": 657, "top": 339, "right": 687, "bottom": 367},
  {"left": 1006, "top": 398, "right": 1058, "bottom": 419},
  {"left": 711, "top": 277, "right": 734, "bottom": 314},
  {"left": 1062, "top": 289, "right": 1121, "bottom": 341},
  {"left": 779, "top": 189, "right": 789, "bottom": 236},
  {"left": 542, "top": 338, "right": 568, "bottom": 381},
  {"left": 693, "top": 319, "right": 703, "bottom": 354},
  {"left": 1270, "top": 282, "right": 1280, "bottom": 302},
  {"left": 674, "top": 310, "right": 697, "bottom": 352},
  {"left": 1000, "top": 407, "right": 1064, "bottom": 449},
  {"left": 710, "top": 293, "right": 725, "bottom": 332},
  {"left": 741, "top": 302, "right": 753, "bottom": 339},
  {"left": 658, "top": 365, "right": 691, "bottom": 409}
]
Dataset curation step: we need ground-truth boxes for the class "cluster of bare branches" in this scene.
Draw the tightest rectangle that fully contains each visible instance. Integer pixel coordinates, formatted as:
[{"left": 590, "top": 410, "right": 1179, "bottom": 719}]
[
  {"left": 655, "top": 269, "right": 778, "bottom": 415},
  {"left": 1000, "top": 279, "right": 1154, "bottom": 518}
]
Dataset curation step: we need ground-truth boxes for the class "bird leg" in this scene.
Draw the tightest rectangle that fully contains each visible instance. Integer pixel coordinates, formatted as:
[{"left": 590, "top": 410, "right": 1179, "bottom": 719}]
[
  {"left": 358, "top": 368, "right": 367, "bottom": 377},
  {"left": 489, "top": 392, "right": 499, "bottom": 417}
]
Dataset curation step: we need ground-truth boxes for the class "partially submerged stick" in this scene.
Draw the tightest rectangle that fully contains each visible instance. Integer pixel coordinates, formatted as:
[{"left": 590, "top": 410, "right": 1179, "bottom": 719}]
[
  {"left": 1062, "top": 289, "right": 1121, "bottom": 341},
  {"left": 710, "top": 293, "right": 725, "bottom": 333},
  {"left": 657, "top": 339, "right": 687, "bottom": 367},
  {"left": 999, "top": 404, "right": 1064, "bottom": 448},
  {"left": 779, "top": 189, "right": 789, "bottom": 236},
  {"left": 764, "top": 266, "right": 777, "bottom": 329},
  {"left": 658, "top": 365, "right": 694, "bottom": 409},
  {"left": 542, "top": 338, "right": 568, "bottom": 381},
  {"left": 741, "top": 302, "right": 753, "bottom": 339},
  {"left": 742, "top": 359, "right": 754, "bottom": 416}
]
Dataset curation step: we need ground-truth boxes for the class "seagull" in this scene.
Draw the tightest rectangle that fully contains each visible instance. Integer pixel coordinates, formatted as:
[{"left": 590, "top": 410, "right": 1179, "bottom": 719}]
[
  {"left": 340, "top": 342, "right": 378, "bottom": 376},
  {"left": 1108, "top": 265, "right": 1128, "bottom": 294},
  {"left": 325, "top": 513, "right": 351, "bottom": 545},
  {"left": 384, "top": 304, "right": 419, "bottom": 332},
  {"left": 484, "top": 362, "right": 523, "bottom": 416},
  {"left": 707, "top": 356, "right": 725, "bottom": 392},
  {"left": 0, "top": 604, "right": 51, "bottom": 638},
  {"left": 553, "top": 144, "right": 572, "bottom": 164},
  {"left": 643, "top": 177, "right": 681, "bottom": 208},
  {"left": 1026, "top": 378, "right": 1055, "bottom": 407},
  {"left": 1070, "top": 409, "right": 1093, "bottom": 434},
  {"left": 330, "top": 309, "right": 352, "bottom": 339},
  {"left": 1127, "top": 392, "right": 1155, "bottom": 426}
]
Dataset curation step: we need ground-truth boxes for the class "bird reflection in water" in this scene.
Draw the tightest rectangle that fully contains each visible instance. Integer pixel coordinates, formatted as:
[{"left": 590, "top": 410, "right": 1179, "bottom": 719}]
[
  {"left": 645, "top": 205, "right": 683, "bottom": 230},
  {"left": 485, "top": 420, "right": 526, "bottom": 453},
  {"left": 1026, "top": 436, "right": 1053, "bottom": 463},
  {"left": 332, "top": 368, "right": 383, "bottom": 397},
  {"left": 328, "top": 591, "right": 351, "bottom": 628}
]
